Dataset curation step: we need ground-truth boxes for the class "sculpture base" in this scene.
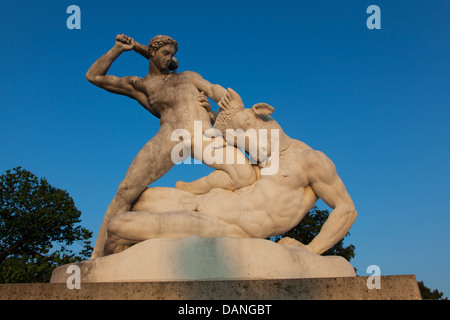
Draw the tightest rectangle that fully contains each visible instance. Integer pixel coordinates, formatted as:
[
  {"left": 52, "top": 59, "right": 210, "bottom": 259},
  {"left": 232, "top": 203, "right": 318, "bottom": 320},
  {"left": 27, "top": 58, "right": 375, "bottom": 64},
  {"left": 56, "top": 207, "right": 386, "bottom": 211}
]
[
  {"left": 0, "top": 276, "right": 421, "bottom": 300},
  {"left": 51, "top": 236, "right": 356, "bottom": 282}
]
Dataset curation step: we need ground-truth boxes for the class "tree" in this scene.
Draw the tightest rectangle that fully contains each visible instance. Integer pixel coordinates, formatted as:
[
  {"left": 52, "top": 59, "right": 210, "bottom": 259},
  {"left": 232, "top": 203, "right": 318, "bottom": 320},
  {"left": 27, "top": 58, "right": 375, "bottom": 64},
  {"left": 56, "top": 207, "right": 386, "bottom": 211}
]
[
  {"left": 0, "top": 167, "right": 92, "bottom": 283},
  {"left": 271, "top": 207, "right": 450, "bottom": 299},
  {"left": 418, "top": 281, "right": 448, "bottom": 300},
  {"left": 270, "top": 206, "right": 355, "bottom": 262}
]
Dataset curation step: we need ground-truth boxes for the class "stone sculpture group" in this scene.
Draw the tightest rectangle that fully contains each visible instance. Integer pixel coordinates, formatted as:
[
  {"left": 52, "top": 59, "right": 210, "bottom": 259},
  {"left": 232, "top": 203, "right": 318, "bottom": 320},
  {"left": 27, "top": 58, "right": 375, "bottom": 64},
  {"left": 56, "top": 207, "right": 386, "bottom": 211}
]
[{"left": 51, "top": 34, "right": 358, "bottom": 282}]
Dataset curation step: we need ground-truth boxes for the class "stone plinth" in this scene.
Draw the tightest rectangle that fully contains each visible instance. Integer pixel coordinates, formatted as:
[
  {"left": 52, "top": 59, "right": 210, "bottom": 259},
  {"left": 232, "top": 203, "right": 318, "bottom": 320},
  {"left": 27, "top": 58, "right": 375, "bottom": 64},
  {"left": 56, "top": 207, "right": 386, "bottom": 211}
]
[
  {"left": 0, "top": 275, "right": 421, "bottom": 300},
  {"left": 50, "top": 237, "right": 356, "bottom": 283}
]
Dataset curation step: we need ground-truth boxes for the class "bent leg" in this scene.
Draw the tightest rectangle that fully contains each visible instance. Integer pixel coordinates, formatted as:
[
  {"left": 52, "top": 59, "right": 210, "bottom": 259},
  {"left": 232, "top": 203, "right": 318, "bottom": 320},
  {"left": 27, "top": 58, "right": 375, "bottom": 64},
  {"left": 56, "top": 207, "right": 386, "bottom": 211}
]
[
  {"left": 104, "top": 210, "right": 250, "bottom": 255},
  {"left": 132, "top": 187, "right": 199, "bottom": 212},
  {"left": 91, "top": 126, "right": 177, "bottom": 258},
  {"left": 176, "top": 170, "right": 235, "bottom": 194},
  {"left": 177, "top": 137, "right": 257, "bottom": 194}
]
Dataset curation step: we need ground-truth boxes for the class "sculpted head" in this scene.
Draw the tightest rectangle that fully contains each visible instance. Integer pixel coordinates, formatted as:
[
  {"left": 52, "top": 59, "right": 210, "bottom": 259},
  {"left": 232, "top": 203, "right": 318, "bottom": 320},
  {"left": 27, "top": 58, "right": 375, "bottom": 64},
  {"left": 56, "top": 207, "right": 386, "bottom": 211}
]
[
  {"left": 148, "top": 35, "right": 178, "bottom": 72},
  {"left": 215, "top": 88, "right": 280, "bottom": 162}
]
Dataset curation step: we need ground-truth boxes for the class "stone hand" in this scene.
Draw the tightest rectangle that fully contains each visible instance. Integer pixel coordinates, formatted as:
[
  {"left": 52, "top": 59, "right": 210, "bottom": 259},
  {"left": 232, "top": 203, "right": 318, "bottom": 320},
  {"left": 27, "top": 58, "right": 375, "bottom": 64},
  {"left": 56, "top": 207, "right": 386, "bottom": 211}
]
[
  {"left": 198, "top": 91, "right": 212, "bottom": 113},
  {"left": 115, "top": 34, "right": 136, "bottom": 51},
  {"left": 218, "top": 88, "right": 244, "bottom": 112},
  {"left": 198, "top": 91, "right": 217, "bottom": 123}
]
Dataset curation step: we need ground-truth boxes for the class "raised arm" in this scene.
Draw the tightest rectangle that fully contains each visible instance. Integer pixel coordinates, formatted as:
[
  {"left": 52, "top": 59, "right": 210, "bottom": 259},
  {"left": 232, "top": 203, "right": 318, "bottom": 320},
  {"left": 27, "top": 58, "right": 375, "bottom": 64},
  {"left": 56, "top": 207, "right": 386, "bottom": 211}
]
[
  {"left": 86, "top": 35, "right": 153, "bottom": 113},
  {"left": 301, "top": 150, "right": 357, "bottom": 255},
  {"left": 133, "top": 40, "right": 150, "bottom": 59},
  {"left": 124, "top": 35, "right": 179, "bottom": 73}
]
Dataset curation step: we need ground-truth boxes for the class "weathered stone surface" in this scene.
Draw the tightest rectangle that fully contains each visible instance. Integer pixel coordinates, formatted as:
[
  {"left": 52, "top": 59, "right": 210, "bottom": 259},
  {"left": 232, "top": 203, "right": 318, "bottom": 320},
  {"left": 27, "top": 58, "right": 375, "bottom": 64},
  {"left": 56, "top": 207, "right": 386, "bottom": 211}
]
[
  {"left": 87, "top": 35, "right": 358, "bottom": 259},
  {"left": 50, "top": 237, "right": 355, "bottom": 283},
  {"left": 0, "top": 275, "right": 421, "bottom": 300}
]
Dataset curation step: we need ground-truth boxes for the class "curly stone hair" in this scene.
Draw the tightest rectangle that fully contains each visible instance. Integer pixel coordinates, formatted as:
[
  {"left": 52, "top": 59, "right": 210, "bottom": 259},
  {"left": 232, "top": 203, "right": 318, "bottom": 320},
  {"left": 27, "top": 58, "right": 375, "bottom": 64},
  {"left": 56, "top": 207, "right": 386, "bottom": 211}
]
[{"left": 147, "top": 35, "right": 178, "bottom": 57}]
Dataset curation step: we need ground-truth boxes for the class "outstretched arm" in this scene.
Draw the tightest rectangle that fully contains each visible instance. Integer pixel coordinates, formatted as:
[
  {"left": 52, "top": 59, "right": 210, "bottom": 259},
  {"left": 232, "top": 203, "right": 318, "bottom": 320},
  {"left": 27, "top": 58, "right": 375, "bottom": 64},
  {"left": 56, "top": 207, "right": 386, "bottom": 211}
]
[
  {"left": 86, "top": 35, "right": 152, "bottom": 112},
  {"left": 187, "top": 71, "right": 227, "bottom": 104},
  {"left": 302, "top": 150, "right": 357, "bottom": 255}
]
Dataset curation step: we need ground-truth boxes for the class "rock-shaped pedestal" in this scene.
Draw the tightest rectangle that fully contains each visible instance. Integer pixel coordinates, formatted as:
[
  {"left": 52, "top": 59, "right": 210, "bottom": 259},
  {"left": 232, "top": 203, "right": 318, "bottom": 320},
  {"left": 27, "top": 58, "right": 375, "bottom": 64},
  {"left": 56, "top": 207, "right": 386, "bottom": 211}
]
[{"left": 51, "top": 236, "right": 355, "bottom": 283}]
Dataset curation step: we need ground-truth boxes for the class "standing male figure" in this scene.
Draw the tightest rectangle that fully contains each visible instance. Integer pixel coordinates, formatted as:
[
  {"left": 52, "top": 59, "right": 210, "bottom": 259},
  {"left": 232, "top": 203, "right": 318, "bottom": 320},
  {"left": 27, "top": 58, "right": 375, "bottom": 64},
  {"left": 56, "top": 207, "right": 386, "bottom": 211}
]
[{"left": 86, "top": 34, "right": 256, "bottom": 258}]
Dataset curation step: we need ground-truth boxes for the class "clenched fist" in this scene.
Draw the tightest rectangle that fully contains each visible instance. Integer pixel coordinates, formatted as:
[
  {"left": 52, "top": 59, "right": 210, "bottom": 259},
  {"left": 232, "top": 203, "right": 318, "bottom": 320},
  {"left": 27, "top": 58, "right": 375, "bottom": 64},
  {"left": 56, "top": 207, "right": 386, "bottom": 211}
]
[{"left": 115, "top": 34, "right": 136, "bottom": 51}]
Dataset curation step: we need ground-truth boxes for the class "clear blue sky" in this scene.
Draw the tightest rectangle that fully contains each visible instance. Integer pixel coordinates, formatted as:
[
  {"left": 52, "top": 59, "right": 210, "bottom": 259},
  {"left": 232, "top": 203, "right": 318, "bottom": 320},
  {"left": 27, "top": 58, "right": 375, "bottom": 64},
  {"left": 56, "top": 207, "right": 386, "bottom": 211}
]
[{"left": 1, "top": 0, "right": 449, "bottom": 295}]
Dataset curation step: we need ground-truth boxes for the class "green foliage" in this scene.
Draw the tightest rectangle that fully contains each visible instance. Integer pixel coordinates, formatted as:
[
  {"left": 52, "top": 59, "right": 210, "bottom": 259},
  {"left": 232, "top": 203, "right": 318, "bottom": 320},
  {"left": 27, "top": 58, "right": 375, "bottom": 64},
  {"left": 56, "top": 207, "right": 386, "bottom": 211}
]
[
  {"left": 0, "top": 167, "right": 92, "bottom": 283},
  {"left": 270, "top": 207, "right": 450, "bottom": 297},
  {"left": 270, "top": 206, "right": 355, "bottom": 262},
  {"left": 418, "top": 280, "right": 448, "bottom": 300}
]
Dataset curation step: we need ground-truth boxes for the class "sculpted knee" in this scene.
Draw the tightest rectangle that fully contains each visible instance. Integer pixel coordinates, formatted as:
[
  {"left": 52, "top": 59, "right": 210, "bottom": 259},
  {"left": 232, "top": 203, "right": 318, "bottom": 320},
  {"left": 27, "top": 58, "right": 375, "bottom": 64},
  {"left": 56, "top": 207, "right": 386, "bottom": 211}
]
[
  {"left": 106, "top": 216, "right": 121, "bottom": 236},
  {"left": 106, "top": 213, "right": 132, "bottom": 236},
  {"left": 231, "top": 166, "right": 257, "bottom": 189}
]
